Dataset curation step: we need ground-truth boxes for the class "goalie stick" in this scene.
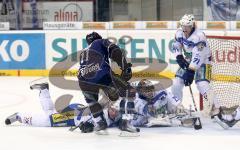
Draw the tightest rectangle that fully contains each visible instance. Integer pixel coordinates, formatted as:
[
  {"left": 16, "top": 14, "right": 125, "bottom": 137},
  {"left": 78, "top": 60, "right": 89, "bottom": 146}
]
[{"left": 189, "top": 85, "right": 202, "bottom": 130}]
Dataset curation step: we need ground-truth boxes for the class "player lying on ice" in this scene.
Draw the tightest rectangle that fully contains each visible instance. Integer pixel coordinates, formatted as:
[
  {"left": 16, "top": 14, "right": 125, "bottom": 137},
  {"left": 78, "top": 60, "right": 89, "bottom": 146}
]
[
  {"left": 5, "top": 80, "right": 200, "bottom": 132},
  {"left": 4, "top": 82, "right": 121, "bottom": 133},
  {"left": 71, "top": 78, "right": 201, "bottom": 131},
  {"left": 4, "top": 81, "right": 141, "bottom": 136},
  {"left": 131, "top": 79, "right": 200, "bottom": 128},
  {"left": 73, "top": 78, "right": 202, "bottom": 129}
]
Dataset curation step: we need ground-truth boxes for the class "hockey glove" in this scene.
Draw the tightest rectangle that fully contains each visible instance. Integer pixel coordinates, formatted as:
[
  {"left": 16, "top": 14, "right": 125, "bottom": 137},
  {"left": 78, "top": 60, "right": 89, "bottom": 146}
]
[
  {"left": 182, "top": 69, "right": 195, "bottom": 86},
  {"left": 121, "top": 63, "right": 132, "bottom": 81},
  {"left": 176, "top": 55, "right": 189, "bottom": 69},
  {"left": 79, "top": 121, "right": 94, "bottom": 133}
]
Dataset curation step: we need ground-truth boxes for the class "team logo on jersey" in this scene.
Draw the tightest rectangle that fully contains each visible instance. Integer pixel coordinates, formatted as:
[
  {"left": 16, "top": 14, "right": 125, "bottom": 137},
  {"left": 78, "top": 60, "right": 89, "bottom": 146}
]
[
  {"left": 79, "top": 48, "right": 104, "bottom": 79},
  {"left": 196, "top": 42, "right": 206, "bottom": 51},
  {"left": 80, "top": 63, "right": 101, "bottom": 77}
]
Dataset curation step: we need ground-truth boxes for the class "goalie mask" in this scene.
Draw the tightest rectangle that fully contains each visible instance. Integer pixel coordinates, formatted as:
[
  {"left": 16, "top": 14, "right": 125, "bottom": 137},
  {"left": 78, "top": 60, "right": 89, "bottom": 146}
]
[{"left": 137, "top": 79, "right": 155, "bottom": 101}]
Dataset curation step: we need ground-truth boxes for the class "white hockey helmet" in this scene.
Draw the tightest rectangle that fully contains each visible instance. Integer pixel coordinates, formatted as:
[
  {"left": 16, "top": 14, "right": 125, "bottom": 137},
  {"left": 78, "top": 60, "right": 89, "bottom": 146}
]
[{"left": 180, "top": 14, "right": 195, "bottom": 26}]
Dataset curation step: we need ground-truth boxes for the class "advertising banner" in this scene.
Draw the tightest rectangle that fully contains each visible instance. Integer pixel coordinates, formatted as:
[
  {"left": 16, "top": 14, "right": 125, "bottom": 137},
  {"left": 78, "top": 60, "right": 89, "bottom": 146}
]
[
  {"left": 0, "top": 33, "right": 45, "bottom": 69},
  {"left": 45, "top": 30, "right": 177, "bottom": 74},
  {"left": 0, "top": 1, "right": 93, "bottom": 29},
  {"left": 0, "top": 29, "right": 232, "bottom": 76}
]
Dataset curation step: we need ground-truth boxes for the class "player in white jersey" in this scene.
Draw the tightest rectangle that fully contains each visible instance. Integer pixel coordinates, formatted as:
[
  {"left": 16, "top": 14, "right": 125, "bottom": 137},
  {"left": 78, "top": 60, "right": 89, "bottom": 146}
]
[
  {"left": 171, "top": 14, "right": 220, "bottom": 116},
  {"left": 4, "top": 82, "right": 121, "bottom": 133},
  {"left": 132, "top": 79, "right": 199, "bottom": 127}
]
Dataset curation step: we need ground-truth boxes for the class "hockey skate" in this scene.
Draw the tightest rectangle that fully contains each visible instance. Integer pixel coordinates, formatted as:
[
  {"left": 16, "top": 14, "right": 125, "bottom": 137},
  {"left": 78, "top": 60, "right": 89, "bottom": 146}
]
[
  {"left": 119, "top": 119, "right": 140, "bottom": 137},
  {"left": 94, "top": 119, "right": 108, "bottom": 135},
  {"left": 5, "top": 113, "right": 21, "bottom": 125},
  {"left": 30, "top": 82, "right": 49, "bottom": 90},
  {"left": 214, "top": 111, "right": 239, "bottom": 129}
]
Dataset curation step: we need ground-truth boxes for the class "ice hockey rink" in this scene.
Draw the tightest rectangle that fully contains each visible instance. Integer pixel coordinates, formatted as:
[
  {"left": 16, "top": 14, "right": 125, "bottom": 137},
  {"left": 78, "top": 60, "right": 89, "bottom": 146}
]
[{"left": 0, "top": 77, "right": 240, "bottom": 150}]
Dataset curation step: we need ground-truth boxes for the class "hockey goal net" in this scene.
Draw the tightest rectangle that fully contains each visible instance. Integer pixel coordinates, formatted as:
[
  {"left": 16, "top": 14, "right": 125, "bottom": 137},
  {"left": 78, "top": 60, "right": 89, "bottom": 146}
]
[{"left": 201, "top": 35, "right": 240, "bottom": 114}]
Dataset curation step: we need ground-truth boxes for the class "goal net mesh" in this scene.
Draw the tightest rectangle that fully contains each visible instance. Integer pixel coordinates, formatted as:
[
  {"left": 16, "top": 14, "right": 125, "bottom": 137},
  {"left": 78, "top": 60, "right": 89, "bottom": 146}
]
[{"left": 203, "top": 36, "right": 240, "bottom": 113}]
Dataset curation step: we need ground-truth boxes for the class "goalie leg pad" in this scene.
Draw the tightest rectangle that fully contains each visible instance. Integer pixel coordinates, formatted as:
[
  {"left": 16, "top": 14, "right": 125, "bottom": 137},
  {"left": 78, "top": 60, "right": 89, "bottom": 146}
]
[
  {"left": 180, "top": 116, "right": 199, "bottom": 128},
  {"left": 171, "top": 77, "right": 184, "bottom": 101}
]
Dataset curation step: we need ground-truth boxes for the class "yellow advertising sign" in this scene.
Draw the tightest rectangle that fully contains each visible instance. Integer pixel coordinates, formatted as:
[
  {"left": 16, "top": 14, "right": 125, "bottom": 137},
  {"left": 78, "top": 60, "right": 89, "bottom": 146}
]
[
  {"left": 206, "top": 21, "right": 226, "bottom": 29},
  {"left": 236, "top": 22, "right": 240, "bottom": 29},
  {"left": 113, "top": 22, "right": 136, "bottom": 29},
  {"left": 146, "top": 21, "right": 168, "bottom": 29},
  {"left": 82, "top": 22, "right": 106, "bottom": 29}
]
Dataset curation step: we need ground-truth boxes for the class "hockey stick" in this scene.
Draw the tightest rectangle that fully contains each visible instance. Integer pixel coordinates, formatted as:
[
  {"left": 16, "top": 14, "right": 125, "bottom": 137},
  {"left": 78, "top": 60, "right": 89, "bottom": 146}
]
[
  {"left": 189, "top": 85, "right": 202, "bottom": 130},
  {"left": 69, "top": 125, "right": 80, "bottom": 131}
]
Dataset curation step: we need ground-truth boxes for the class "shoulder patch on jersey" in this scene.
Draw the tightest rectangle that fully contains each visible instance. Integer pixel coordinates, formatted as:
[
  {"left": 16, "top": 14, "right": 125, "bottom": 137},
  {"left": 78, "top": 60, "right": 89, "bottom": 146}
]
[{"left": 196, "top": 41, "right": 206, "bottom": 51}]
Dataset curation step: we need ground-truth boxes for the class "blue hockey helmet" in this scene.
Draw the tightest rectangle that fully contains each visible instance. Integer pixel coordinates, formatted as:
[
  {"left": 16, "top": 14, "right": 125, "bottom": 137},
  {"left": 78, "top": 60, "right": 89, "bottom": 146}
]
[{"left": 86, "top": 32, "right": 102, "bottom": 45}]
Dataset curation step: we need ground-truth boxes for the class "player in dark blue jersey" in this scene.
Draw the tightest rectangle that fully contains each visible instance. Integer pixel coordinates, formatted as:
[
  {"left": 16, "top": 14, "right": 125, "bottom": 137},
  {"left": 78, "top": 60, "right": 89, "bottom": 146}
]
[{"left": 77, "top": 32, "right": 133, "bottom": 132}]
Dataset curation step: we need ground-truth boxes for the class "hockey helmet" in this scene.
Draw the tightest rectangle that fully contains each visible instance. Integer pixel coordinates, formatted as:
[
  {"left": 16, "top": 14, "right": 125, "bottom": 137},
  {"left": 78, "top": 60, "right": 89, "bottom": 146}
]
[
  {"left": 86, "top": 32, "right": 102, "bottom": 45},
  {"left": 137, "top": 79, "right": 155, "bottom": 100},
  {"left": 180, "top": 14, "right": 195, "bottom": 27}
]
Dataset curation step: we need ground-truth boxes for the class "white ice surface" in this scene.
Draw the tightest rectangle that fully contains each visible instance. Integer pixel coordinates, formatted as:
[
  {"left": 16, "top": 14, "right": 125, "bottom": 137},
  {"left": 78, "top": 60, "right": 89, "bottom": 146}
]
[{"left": 0, "top": 77, "right": 240, "bottom": 150}]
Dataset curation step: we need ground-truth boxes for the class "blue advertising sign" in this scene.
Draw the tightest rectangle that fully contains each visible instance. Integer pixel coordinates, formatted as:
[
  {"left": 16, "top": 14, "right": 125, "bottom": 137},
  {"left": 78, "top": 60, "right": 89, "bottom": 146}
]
[{"left": 0, "top": 33, "right": 45, "bottom": 69}]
